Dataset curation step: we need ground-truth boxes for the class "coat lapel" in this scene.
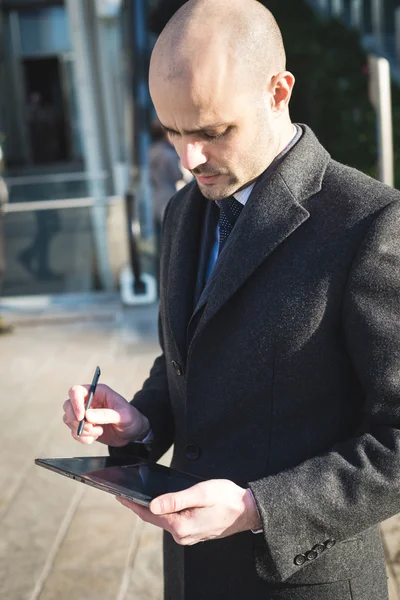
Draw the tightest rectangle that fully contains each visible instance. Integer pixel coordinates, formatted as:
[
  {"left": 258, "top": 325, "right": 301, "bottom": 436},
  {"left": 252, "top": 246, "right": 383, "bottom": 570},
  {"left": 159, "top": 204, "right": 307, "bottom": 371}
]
[
  {"left": 166, "top": 183, "right": 207, "bottom": 366},
  {"left": 188, "top": 125, "right": 331, "bottom": 350}
]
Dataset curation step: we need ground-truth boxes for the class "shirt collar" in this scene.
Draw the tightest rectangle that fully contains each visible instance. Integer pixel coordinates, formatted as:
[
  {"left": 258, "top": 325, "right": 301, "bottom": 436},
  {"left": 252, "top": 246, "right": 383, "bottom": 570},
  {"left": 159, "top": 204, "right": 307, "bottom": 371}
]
[{"left": 233, "top": 183, "right": 256, "bottom": 206}]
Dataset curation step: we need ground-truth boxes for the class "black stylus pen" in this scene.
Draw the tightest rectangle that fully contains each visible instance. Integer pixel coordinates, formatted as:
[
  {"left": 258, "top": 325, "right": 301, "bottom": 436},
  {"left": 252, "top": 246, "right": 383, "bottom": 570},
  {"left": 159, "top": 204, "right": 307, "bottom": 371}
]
[{"left": 77, "top": 366, "right": 101, "bottom": 437}]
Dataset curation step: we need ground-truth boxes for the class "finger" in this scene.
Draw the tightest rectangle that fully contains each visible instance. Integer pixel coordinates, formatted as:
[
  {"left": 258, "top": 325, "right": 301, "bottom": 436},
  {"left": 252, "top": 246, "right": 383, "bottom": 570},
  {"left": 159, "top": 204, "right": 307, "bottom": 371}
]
[
  {"left": 75, "top": 423, "right": 104, "bottom": 438},
  {"left": 68, "top": 383, "right": 112, "bottom": 420},
  {"left": 116, "top": 496, "right": 147, "bottom": 512},
  {"left": 150, "top": 483, "right": 208, "bottom": 515},
  {"left": 87, "top": 423, "right": 104, "bottom": 436},
  {"left": 62, "top": 411, "right": 74, "bottom": 429},
  {"left": 116, "top": 497, "right": 155, "bottom": 521},
  {"left": 62, "top": 401, "right": 79, "bottom": 428},
  {"left": 62, "top": 398, "right": 72, "bottom": 415},
  {"left": 85, "top": 407, "right": 123, "bottom": 425},
  {"left": 69, "top": 421, "right": 104, "bottom": 443},
  {"left": 72, "top": 433, "right": 97, "bottom": 445},
  {"left": 116, "top": 497, "right": 177, "bottom": 532},
  {"left": 68, "top": 385, "right": 90, "bottom": 421},
  {"left": 116, "top": 499, "right": 202, "bottom": 545}
]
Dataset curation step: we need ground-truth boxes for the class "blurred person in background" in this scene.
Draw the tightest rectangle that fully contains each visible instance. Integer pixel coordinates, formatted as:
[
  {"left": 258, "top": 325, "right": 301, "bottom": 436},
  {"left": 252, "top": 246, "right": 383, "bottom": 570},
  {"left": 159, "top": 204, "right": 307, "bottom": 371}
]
[
  {"left": 17, "top": 92, "right": 62, "bottom": 281},
  {"left": 17, "top": 208, "right": 61, "bottom": 281},
  {"left": 63, "top": 1, "right": 400, "bottom": 599},
  {"left": 150, "top": 119, "right": 191, "bottom": 289},
  {"left": 25, "top": 92, "right": 60, "bottom": 164},
  {"left": 0, "top": 140, "right": 13, "bottom": 334}
]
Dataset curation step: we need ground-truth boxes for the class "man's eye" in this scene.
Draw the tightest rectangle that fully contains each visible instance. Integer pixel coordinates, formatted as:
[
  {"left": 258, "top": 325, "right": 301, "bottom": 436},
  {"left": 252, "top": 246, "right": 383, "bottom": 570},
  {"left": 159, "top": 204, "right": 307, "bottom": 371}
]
[{"left": 203, "top": 130, "right": 228, "bottom": 141}]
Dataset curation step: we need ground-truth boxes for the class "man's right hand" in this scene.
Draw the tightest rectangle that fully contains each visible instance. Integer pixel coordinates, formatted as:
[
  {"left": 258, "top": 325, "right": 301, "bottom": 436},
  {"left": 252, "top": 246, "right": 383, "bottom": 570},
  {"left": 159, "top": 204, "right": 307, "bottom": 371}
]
[{"left": 63, "top": 384, "right": 150, "bottom": 447}]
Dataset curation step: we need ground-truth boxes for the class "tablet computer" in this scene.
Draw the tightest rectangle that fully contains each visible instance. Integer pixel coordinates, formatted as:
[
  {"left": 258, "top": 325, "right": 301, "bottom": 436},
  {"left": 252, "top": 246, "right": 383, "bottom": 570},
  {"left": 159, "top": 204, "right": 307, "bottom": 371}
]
[{"left": 35, "top": 456, "right": 204, "bottom": 507}]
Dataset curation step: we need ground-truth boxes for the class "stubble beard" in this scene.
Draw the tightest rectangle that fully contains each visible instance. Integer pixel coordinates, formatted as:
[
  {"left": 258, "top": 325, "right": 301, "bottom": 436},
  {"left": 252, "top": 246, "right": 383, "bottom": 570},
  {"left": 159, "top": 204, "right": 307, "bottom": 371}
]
[{"left": 195, "top": 172, "right": 244, "bottom": 201}]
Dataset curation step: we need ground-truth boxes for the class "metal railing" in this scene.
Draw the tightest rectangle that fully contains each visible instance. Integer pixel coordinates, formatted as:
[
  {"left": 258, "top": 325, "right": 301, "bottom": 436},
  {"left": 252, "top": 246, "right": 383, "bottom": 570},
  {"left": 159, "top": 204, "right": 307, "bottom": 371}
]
[
  {"left": 4, "top": 195, "right": 122, "bottom": 213},
  {"left": 4, "top": 171, "right": 108, "bottom": 187}
]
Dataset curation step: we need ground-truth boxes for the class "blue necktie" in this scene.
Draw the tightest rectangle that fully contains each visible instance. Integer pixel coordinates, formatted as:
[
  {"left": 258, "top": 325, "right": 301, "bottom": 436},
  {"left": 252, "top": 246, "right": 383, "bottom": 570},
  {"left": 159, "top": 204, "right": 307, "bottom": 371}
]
[{"left": 218, "top": 196, "right": 244, "bottom": 255}]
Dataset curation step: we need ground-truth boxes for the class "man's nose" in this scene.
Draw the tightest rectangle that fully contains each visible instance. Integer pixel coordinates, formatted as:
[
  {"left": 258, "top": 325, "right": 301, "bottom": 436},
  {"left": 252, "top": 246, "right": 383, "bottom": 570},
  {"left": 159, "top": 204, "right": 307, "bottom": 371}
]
[{"left": 179, "top": 141, "right": 207, "bottom": 171}]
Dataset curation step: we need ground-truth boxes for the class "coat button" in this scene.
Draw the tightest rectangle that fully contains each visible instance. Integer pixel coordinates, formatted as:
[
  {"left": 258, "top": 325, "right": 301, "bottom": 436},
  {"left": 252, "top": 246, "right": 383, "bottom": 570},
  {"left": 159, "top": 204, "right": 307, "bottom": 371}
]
[
  {"left": 305, "top": 550, "right": 318, "bottom": 561},
  {"left": 185, "top": 444, "right": 201, "bottom": 460},
  {"left": 294, "top": 554, "right": 306, "bottom": 566},
  {"left": 324, "top": 539, "right": 336, "bottom": 549},
  {"left": 171, "top": 360, "right": 183, "bottom": 376},
  {"left": 312, "top": 544, "right": 325, "bottom": 555}
]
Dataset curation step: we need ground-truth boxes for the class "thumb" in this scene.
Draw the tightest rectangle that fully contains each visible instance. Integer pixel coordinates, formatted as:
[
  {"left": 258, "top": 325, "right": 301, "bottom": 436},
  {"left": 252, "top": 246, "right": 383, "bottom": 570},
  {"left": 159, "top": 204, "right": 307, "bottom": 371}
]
[
  {"left": 150, "top": 483, "right": 206, "bottom": 515},
  {"left": 85, "top": 407, "right": 122, "bottom": 425}
]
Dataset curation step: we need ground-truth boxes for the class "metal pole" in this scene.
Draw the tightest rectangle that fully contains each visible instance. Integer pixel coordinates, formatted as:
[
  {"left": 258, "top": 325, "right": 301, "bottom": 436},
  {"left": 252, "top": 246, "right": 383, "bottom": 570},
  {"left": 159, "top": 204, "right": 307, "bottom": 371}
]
[
  {"left": 65, "top": 0, "right": 113, "bottom": 290},
  {"left": 371, "top": 0, "right": 385, "bottom": 54},
  {"left": 8, "top": 11, "right": 31, "bottom": 164},
  {"left": 93, "top": 5, "right": 121, "bottom": 195},
  {"left": 331, "top": 0, "right": 344, "bottom": 18},
  {"left": 368, "top": 55, "right": 394, "bottom": 187},
  {"left": 132, "top": 0, "right": 153, "bottom": 239},
  {"left": 120, "top": 0, "right": 145, "bottom": 292},
  {"left": 350, "top": 0, "right": 363, "bottom": 30},
  {"left": 317, "top": 0, "right": 329, "bottom": 14}
]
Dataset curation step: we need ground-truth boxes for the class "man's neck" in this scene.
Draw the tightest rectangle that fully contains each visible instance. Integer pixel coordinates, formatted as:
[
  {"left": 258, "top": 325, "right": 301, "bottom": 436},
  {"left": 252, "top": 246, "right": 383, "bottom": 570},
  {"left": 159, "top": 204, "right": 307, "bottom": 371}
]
[
  {"left": 277, "top": 122, "right": 297, "bottom": 155},
  {"left": 235, "top": 123, "right": 297, "bottom": 196}
]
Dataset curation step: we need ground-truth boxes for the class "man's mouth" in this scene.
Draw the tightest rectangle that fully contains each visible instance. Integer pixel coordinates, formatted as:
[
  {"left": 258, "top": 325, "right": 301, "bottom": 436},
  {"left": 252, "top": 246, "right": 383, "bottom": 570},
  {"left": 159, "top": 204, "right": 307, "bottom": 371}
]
[{"left": 195, "top": 173, "right": 222, "bottom": 185}]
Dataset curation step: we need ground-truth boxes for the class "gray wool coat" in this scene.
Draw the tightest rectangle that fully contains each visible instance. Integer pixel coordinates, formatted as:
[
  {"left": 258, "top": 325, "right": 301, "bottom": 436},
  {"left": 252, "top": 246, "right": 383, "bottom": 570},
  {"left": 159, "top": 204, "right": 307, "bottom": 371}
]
[{"left": 111, "top": 125, "right": 400, "bottom": 600}]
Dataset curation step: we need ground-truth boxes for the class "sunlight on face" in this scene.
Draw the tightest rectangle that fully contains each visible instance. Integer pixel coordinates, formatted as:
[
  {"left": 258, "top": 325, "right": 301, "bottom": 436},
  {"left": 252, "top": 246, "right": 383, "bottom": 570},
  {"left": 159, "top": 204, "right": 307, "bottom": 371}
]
[{"left": 150, "top": 74, "right": 279, "bottom": 201}]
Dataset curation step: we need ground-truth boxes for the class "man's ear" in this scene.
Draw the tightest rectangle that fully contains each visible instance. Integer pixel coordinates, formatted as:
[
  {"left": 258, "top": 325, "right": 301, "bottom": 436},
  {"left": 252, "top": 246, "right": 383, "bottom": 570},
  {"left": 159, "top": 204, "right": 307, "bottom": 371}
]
[{"left": 271, "top": 71, "right": 295, "bottom": 115}]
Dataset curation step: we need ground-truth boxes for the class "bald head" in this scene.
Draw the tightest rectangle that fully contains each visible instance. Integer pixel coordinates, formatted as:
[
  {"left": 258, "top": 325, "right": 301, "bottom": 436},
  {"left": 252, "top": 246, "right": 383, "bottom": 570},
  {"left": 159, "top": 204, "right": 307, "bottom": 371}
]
[{"left": 150, "top": 0, "right": 286, "bottom": 91}]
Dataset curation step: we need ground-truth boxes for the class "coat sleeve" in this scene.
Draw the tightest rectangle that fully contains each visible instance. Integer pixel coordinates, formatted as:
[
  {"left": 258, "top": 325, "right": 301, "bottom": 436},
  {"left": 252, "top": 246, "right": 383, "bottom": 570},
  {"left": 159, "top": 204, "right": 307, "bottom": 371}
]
[
  {"left": 109, "top": 314, "right": 174, "bottom": 462},
  {"left": 109, "top": 203, "right": 175, "bottom": 463},
  {"left": 248, "top": 200, "right": 400, "bottom": 582}
]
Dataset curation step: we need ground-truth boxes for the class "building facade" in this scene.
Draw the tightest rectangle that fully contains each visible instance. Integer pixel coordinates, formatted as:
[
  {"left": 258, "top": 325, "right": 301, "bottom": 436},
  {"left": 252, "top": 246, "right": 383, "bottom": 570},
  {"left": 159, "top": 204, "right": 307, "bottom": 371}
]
[{"left": 0, "top": 0, "right": 153, "bottom": 297}]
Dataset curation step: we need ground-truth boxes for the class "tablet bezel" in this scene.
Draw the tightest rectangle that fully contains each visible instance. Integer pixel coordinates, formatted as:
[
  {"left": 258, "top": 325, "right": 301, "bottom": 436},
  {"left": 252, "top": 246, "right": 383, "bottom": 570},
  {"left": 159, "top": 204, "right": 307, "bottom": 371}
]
[{"left": 35, "top": 456, "right": 203, "bottom": 506}]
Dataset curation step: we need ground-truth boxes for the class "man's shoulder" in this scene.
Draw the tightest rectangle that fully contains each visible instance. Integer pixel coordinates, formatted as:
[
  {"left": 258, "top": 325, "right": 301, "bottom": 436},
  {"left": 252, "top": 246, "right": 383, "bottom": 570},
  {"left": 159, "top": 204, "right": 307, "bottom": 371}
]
[{"left": 323, "top": 158, "right": 400, "bottom": 211}]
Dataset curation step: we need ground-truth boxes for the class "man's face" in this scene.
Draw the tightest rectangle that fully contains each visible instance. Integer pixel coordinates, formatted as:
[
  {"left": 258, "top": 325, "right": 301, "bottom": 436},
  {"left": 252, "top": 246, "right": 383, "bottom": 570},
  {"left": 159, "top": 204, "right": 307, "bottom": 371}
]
[{"left": 150, "top": 72, "right": 278, "bottom": 201}]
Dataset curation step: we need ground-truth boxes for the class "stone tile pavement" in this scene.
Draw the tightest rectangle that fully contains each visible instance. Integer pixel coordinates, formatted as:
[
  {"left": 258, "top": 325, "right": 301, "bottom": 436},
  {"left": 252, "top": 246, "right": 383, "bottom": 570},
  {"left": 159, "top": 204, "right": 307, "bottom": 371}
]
[
  {"left": 0, "top": 292, "right": 400, "bottom": 600},
  {"left": 0, "top": 294, "right": 165, "bottom": 600}
]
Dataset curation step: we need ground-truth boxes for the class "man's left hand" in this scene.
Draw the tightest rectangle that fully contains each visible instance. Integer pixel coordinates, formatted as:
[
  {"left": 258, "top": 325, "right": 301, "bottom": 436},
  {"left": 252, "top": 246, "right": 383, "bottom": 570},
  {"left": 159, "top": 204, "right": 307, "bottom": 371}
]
[{"left": 116, "top": 479, "right": 262, "bottom": 545}]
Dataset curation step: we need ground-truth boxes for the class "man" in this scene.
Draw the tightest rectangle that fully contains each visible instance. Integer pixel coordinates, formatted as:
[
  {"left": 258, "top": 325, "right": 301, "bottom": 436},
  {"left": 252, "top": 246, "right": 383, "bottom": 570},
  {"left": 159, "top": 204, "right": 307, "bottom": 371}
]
[
  {"left": 18, "top": 208, "right": 61, "bottom": 280},
  {"left": 63, "top": 1, "right": 400, "bottom": 598},
  {"left": 149, "top": 119, "right": 188, "bottom": 291}
]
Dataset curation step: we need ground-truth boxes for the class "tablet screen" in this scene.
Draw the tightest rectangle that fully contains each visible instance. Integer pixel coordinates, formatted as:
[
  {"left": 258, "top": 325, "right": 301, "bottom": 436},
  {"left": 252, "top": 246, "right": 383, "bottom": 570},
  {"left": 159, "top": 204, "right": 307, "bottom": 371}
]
[
  {"left": 89, "top": 463, "right": 201, "bottom": 500},
  {"left": 35, "top": 456, "right": 203, "bottom": 505}
]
